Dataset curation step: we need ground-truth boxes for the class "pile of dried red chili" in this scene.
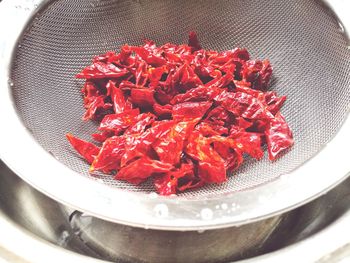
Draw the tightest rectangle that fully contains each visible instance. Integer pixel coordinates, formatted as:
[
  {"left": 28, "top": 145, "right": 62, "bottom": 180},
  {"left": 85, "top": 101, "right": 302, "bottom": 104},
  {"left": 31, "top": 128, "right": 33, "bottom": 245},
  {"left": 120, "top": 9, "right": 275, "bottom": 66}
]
[{"left": 67, "top": 32, "right": 293, "bottom": 195}]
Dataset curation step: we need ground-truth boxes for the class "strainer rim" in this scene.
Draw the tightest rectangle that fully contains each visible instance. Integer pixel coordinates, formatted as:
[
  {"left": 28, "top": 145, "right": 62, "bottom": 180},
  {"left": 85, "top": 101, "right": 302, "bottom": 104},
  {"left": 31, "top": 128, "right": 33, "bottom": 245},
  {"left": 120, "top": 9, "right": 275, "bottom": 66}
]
[{"left": 0, "top": 0, "right": 350, "bottom": 230}]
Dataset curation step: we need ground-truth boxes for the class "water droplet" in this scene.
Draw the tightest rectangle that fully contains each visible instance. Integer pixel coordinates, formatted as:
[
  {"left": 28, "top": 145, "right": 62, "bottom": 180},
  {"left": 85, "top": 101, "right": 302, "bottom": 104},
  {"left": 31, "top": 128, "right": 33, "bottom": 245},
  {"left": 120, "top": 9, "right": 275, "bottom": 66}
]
[
  {"left": 149, "top": 192, "right": 158, "bottom": 199},
  {"left": 200, "top": 208, "right": 213, "bottom": 220},
  {"left": 221, "top": 203, "right": 228, "bottom": 210},
  {"left": 154, "top": 204, "right": 168, "bottom": 218},
  {"left": 18, "top": 45, "right": 22, "bottom": 48},
  {"left": 231, "top": 203, "right": 240, "bottom": 211},
  {"left": 8, "top": 80, "right": 14, "bottom": 87},
  {"left": 90, "top": 3, "right": 95, "bottom": 7}
]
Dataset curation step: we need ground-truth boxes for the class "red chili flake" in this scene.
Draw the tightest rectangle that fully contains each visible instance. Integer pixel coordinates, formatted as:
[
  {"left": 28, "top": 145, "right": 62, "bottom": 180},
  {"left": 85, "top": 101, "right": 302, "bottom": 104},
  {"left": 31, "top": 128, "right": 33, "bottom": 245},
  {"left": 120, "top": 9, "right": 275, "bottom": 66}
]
[{"left": 67, "top": 32, "right": 294, "bottom": 195}]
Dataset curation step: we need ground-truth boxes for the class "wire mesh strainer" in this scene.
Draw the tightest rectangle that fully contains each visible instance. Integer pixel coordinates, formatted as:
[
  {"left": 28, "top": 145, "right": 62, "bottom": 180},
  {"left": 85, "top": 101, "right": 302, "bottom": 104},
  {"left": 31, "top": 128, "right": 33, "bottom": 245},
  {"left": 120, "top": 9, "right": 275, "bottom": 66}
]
[{"left": 0, "top": 0, "right": 350, "bottom": 230}]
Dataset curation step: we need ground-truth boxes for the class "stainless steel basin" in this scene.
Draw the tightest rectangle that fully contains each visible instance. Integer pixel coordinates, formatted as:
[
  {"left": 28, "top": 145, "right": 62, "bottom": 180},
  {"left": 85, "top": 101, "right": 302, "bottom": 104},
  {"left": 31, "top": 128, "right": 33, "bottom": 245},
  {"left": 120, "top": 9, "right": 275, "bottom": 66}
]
[{"left": 0, "top": 160, "right": 350, "bottom": 262}]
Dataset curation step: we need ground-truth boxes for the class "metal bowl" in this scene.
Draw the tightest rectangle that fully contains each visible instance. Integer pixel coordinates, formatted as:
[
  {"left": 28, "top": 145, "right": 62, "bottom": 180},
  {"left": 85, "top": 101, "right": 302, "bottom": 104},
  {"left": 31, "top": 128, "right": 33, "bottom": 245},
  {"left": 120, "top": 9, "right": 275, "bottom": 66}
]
[
  {"left": 0, "top": 0, "right": 350, "bottom": 231},
  {"left": 1, "top": 160, "right": 350, "bottom": 263}
]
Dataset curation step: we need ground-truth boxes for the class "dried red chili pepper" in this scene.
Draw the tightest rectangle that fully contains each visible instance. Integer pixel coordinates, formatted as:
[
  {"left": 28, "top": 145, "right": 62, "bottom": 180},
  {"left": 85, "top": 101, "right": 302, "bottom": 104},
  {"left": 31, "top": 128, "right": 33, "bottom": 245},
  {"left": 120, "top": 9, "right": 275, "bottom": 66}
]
[
  {"left": 82, "top": 95, "right": 113, "bottom": 121},
  {"left": 98, "top": 109, "right": 140, "bottom": 134},
  {"left": 106, "top": 81, "right": 132, "bottom": 114},
  {"left": 172, "top": 101, "right": 212, "bottom": 120},
  {"left": 153, "top": 103, "right": 172, "bottom": 118},
  {"left": 185, "top": 131, "right": 227, "bottom": 183},
  {"left": 90, "top": 136, "right": 126, "bottom": 173},
  {"left": 125, "top": 112, "right": 156, "bottom": 135},
  {"left": 153, "top": 119, "right": 199, "bottom": 165},
  {"left": 130, "top": 88, "right": 156, "bottom": 107},
  {"left": 67, "top": 32, "right": 294, "bottom": 195},
  {"left": 265, "top": 112, "right": 294, "bottom": 160},
  {"left": 66, "top": 134, "right": 100, "bottom": 164},
  {"left": 188, "top": 31, "right": 202, "bottom": 51},
  {"left": 76, "top": 61, "right": 129, "bottom": 79},
  {"left": 91, "top": 131, "right": 114, "bottom": 143},
  {"left": 218, "top": 90, "right": 275, "bottom": 119},
  {"left": 115, "top": 156, "right": 173, "bottom": 184}
]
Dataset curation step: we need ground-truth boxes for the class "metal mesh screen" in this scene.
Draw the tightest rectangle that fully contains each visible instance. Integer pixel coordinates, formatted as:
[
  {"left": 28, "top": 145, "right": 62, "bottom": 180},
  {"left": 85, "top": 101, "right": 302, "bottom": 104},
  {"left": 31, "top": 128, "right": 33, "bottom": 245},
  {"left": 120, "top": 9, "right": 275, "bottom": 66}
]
[{"left": 11, "top": 0, "right": 350, "bottom": 197}]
